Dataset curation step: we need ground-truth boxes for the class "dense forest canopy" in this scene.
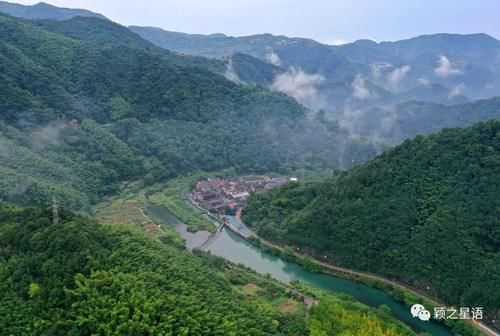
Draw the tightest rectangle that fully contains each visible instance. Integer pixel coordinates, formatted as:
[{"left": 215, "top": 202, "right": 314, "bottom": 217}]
[
  {"left": 0, "top": 2, "right": 498, "bottom": 335},
  {"left": 0, "top": 12, "right": 376, "bottom": 210},
  {"left": 358, "top": 97, "right": 500, "bottom": 143},
  {"left": 243, "top": 120, "right": 500, "bottom": 322},
  {"left": 131, "top": 26, "right": 500, "bottom": 143},
  {"left": 0, "top": 14, "right": 304, "bottom": 125},
  {"left": 1, "top": 12, "right": 499, "bottom": 213},
  {"left": 0, "top": 203, "right": 301, "bottom": 335},
  {"left": 0, "top": 203, "right": 423, "bottom": 336}
]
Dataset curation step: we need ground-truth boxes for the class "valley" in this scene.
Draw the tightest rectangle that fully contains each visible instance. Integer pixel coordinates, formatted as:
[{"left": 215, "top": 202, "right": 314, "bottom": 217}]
[
  {"left": 0, "top": 1, "right": 498, "bottom": 335},
  {"left": 91, "top": 179, "right": 448, "bottom": 335},
  {"left": 93, "top": 174, "right": 485, "bottom": 335}
]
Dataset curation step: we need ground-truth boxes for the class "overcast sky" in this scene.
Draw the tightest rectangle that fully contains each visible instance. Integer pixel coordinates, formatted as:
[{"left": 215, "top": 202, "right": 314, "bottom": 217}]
[{"left": 11, "top": 0, "right": 500, "bottom": 44}]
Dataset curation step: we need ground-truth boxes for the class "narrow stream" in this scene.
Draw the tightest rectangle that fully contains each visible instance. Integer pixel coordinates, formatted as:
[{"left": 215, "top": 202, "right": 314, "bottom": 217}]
[{"left": 147, "top": 205, "right": 454, "bottom": 335}]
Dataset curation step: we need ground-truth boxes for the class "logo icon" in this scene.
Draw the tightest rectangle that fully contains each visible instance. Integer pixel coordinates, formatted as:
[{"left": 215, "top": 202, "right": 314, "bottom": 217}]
[
  {"left": 411, "top": 304, "right": 431, "bottom": 321},
  {"left": 418, "top": 309, "right": 431, "bottom": 321}
]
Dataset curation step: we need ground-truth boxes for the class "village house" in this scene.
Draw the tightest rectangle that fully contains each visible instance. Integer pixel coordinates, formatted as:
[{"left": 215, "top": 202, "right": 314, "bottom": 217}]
[
  {"left": 266, "top": 176, "right": 288, "bottom": 189},
  {"left": 190, "top": 175, "right": 292, "bottom": 214}
]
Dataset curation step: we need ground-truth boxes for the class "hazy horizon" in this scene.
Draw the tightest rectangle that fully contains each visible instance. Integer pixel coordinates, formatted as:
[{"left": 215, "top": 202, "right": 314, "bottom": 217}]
[{"left": 6, "top": 0, "right": 500, "bottom": 44}]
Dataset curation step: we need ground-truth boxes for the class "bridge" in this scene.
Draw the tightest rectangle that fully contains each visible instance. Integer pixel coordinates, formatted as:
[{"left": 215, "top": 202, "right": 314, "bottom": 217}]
[
  {"left": 198, "top": 216, "right": 253, "bottom": 250},
  {"left": 198, "top": 222, "right": 225, "bottom": 250}
]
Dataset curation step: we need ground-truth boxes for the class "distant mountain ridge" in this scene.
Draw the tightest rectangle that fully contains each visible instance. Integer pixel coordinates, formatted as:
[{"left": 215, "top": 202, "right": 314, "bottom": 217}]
[
  {"left": 2, "top": 2, "right": 498, "bottom": 117},
  {"left": 0, "top": 1, "right": 107, "bottom": 21},
  {"left": 340, "top": 33, "right": 500, "bottom": 63},
  {"left": 131, "top": 26, "right": 500, "bottom": 103},
  {"left": 129, "top": 27, "right": 361, "bottom": 80},
  {"left": 2, "top": 2, "right": 499, "bottom": 104}
]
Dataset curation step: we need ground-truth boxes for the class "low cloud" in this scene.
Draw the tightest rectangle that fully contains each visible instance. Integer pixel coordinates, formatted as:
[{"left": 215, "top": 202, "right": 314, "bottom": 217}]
[
  {"left": 418, "top": 77, "right": 431, "bottom": 86},
  {"left": 270, "top": 67, "right": 325, "bottom": 110},
  {"left": 435, "top": 55, "right": 463, "bottom": 77},
  {"left": 30, "top": 122, "right": 66, "bottom": 151},
  {"left": 338, "top": 105, "right": 365, "bottom": 135},
  {"left": 352, "top": 75, "right": 371, "bottom": 100},
  {"left": 449, "top": 83, "right": 466, "bottom": 99},
  {"left": 370, "top": 62, "right": 392, "bottom": 80},
  {"left": 337, "top": 103, "right": 401, "bottom": 153},
  {"left": 324, "top": 39, "right": 349, "bottom": 46},
  {"left": 388, "top": 65, "right": 411, "bottom": 89},
  {"left": 224, "top": 57, "right": 243, "bottom": 84},
  {"left": 266, "top": 52, "right": 282, "bottom": 66}
]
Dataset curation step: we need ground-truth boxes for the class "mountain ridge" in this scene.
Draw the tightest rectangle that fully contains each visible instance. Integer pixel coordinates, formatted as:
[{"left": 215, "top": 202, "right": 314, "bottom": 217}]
[
  {"left": 0, "top": 0, "right": 107, "bottom": 21},
  {"left": 243, "top": 120, "right": 500, "bottom": 325},
  {"left": 131, "top": 25, "right": 500, "bottom": 101},
  {"left": 0, "top": 12, "right": 378, "bottom": 210}
]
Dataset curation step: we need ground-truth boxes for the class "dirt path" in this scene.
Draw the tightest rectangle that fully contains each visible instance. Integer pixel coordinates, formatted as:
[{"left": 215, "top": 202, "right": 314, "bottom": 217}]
[{"left": 235, "top": 209, "right": 499, "bottom": 336}]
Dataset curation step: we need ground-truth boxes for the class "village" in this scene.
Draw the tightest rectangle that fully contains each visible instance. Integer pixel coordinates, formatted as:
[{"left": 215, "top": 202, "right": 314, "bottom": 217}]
[
  {"left": 189, "top": 175, "right": 296, "bottom": 215},
  {"left": 188, "top": 175, "right": 296, "bottom": 239}
]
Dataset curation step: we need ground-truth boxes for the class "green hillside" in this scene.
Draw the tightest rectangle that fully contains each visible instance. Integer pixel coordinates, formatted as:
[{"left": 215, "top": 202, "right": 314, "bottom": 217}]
[
  {"left": 0, "top": 203, "right": 302, "bottom": 335},
  {"left": 0, "top": 13, "right": 375, "bottom": 210},
  {"left": 243, "top": 120, "right": 500, "bottom": 321},
  {"left": 129, "top": 27, "right": 364, "bottom": 87},
  {"left": 131, "top": 27, "right": 500, "bottom": 99},
  {"left": 0, "top": 13, "right": 303, "bottom": 125},
  {"left": 0, "top": 2, "right": 497, "bottom": 335},
  {"left": 354, "top": 97, "right": 500, "bottom": 143},
  {"left": 0, "top": 203, "right": 420, "bottom": 335},
  {"left": 0, "top": 0, "right": 107, "bottom": 21}
]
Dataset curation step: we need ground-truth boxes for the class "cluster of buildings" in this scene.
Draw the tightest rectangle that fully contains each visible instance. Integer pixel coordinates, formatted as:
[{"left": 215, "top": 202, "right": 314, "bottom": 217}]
[{"left": 190, "top": 175, "right": 296, "bottom": 213}]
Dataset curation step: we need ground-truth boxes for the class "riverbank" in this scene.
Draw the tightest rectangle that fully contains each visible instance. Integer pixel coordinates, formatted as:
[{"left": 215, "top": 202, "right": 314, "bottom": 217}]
[
  {"left": 236, "top": 209, "right": 438, "bottom": 301},
  {"left": 235, "top": 209, "right": 498, "bottom": 336},
  {"left": 145, "top": 177, "right": 495, "bottom": 335},
  {"left": 153, "top": 202, "right": 452, "bottom": 335},
  {"left": 91, "top": 179, "right": 459, "bottom": 335}
]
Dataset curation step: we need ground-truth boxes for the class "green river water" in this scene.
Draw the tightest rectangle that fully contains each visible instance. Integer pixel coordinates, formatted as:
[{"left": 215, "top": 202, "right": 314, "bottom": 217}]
[{"left": 147, "top": 205, "right": 454, "bottom": 335}]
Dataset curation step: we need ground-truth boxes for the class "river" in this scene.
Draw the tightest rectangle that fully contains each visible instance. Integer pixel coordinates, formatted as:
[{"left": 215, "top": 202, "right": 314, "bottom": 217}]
[{"left": 147, "top": 205, "right": 453, "bottom": 335}]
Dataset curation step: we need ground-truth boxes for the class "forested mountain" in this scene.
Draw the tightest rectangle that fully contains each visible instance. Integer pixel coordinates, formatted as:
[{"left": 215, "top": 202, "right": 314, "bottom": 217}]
[
  {"left": 243, "top": 120, "right": 500, "bottom": 323},
  {"left": 128, "top": 27, "right": 371, "bottom": 111},
  {"left": 345, "top": 96, "right": 500, "bottom": 144},
  {"left": 0, "top": 203, "right": 422, "bottom": 335},
  {"left": 338, "top": 33, "right": 500, "bottom": 98},
  {"left": 0, "top": 1, "right": 107, "bottom": 21},
  {"left": 0, "top": 204, "right": 301, "bottom": 335},
  {"left": 2, "top": 5, "right": 498, "bottom": 159},
  {"left": 1, "top": 13, "right": 300, "bottom": 125},
  {"left": 226, "top": 52, "right": 284, "bottom": 85},
  {"left": 131, "top": 27, "right": 500, "bottom": 122},
  {"left": 131, "top": 27, "right": 500, "bottom": 101},
  {"left": 33, "top": 16, "right": 227, "bottom": 74},
  {"left": 129, "top": 27, "right": 357, "bottom": 76},
  {"left": 399, "top": 83, "right": 469, "bottom": 105},
  {"left": 0, "top": 13, "right": 376, "bottom": 210}
]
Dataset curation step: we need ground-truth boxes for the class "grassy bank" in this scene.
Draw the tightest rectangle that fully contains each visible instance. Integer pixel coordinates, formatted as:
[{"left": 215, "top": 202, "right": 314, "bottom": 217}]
[
  {"left": 93, "top": 181, "right": 184, "bottom": 247},
  {"left": 148, "top": 175, "right": 219, "bottom": 232},
  {"left": 248, "top": 237, "right": 481, "bottom": 336}
]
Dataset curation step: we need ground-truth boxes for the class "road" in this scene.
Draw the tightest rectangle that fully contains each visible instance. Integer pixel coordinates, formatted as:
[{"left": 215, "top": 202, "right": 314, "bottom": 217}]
[{"left": 235, "top": 209, "right": 499, "bottom": 336}]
